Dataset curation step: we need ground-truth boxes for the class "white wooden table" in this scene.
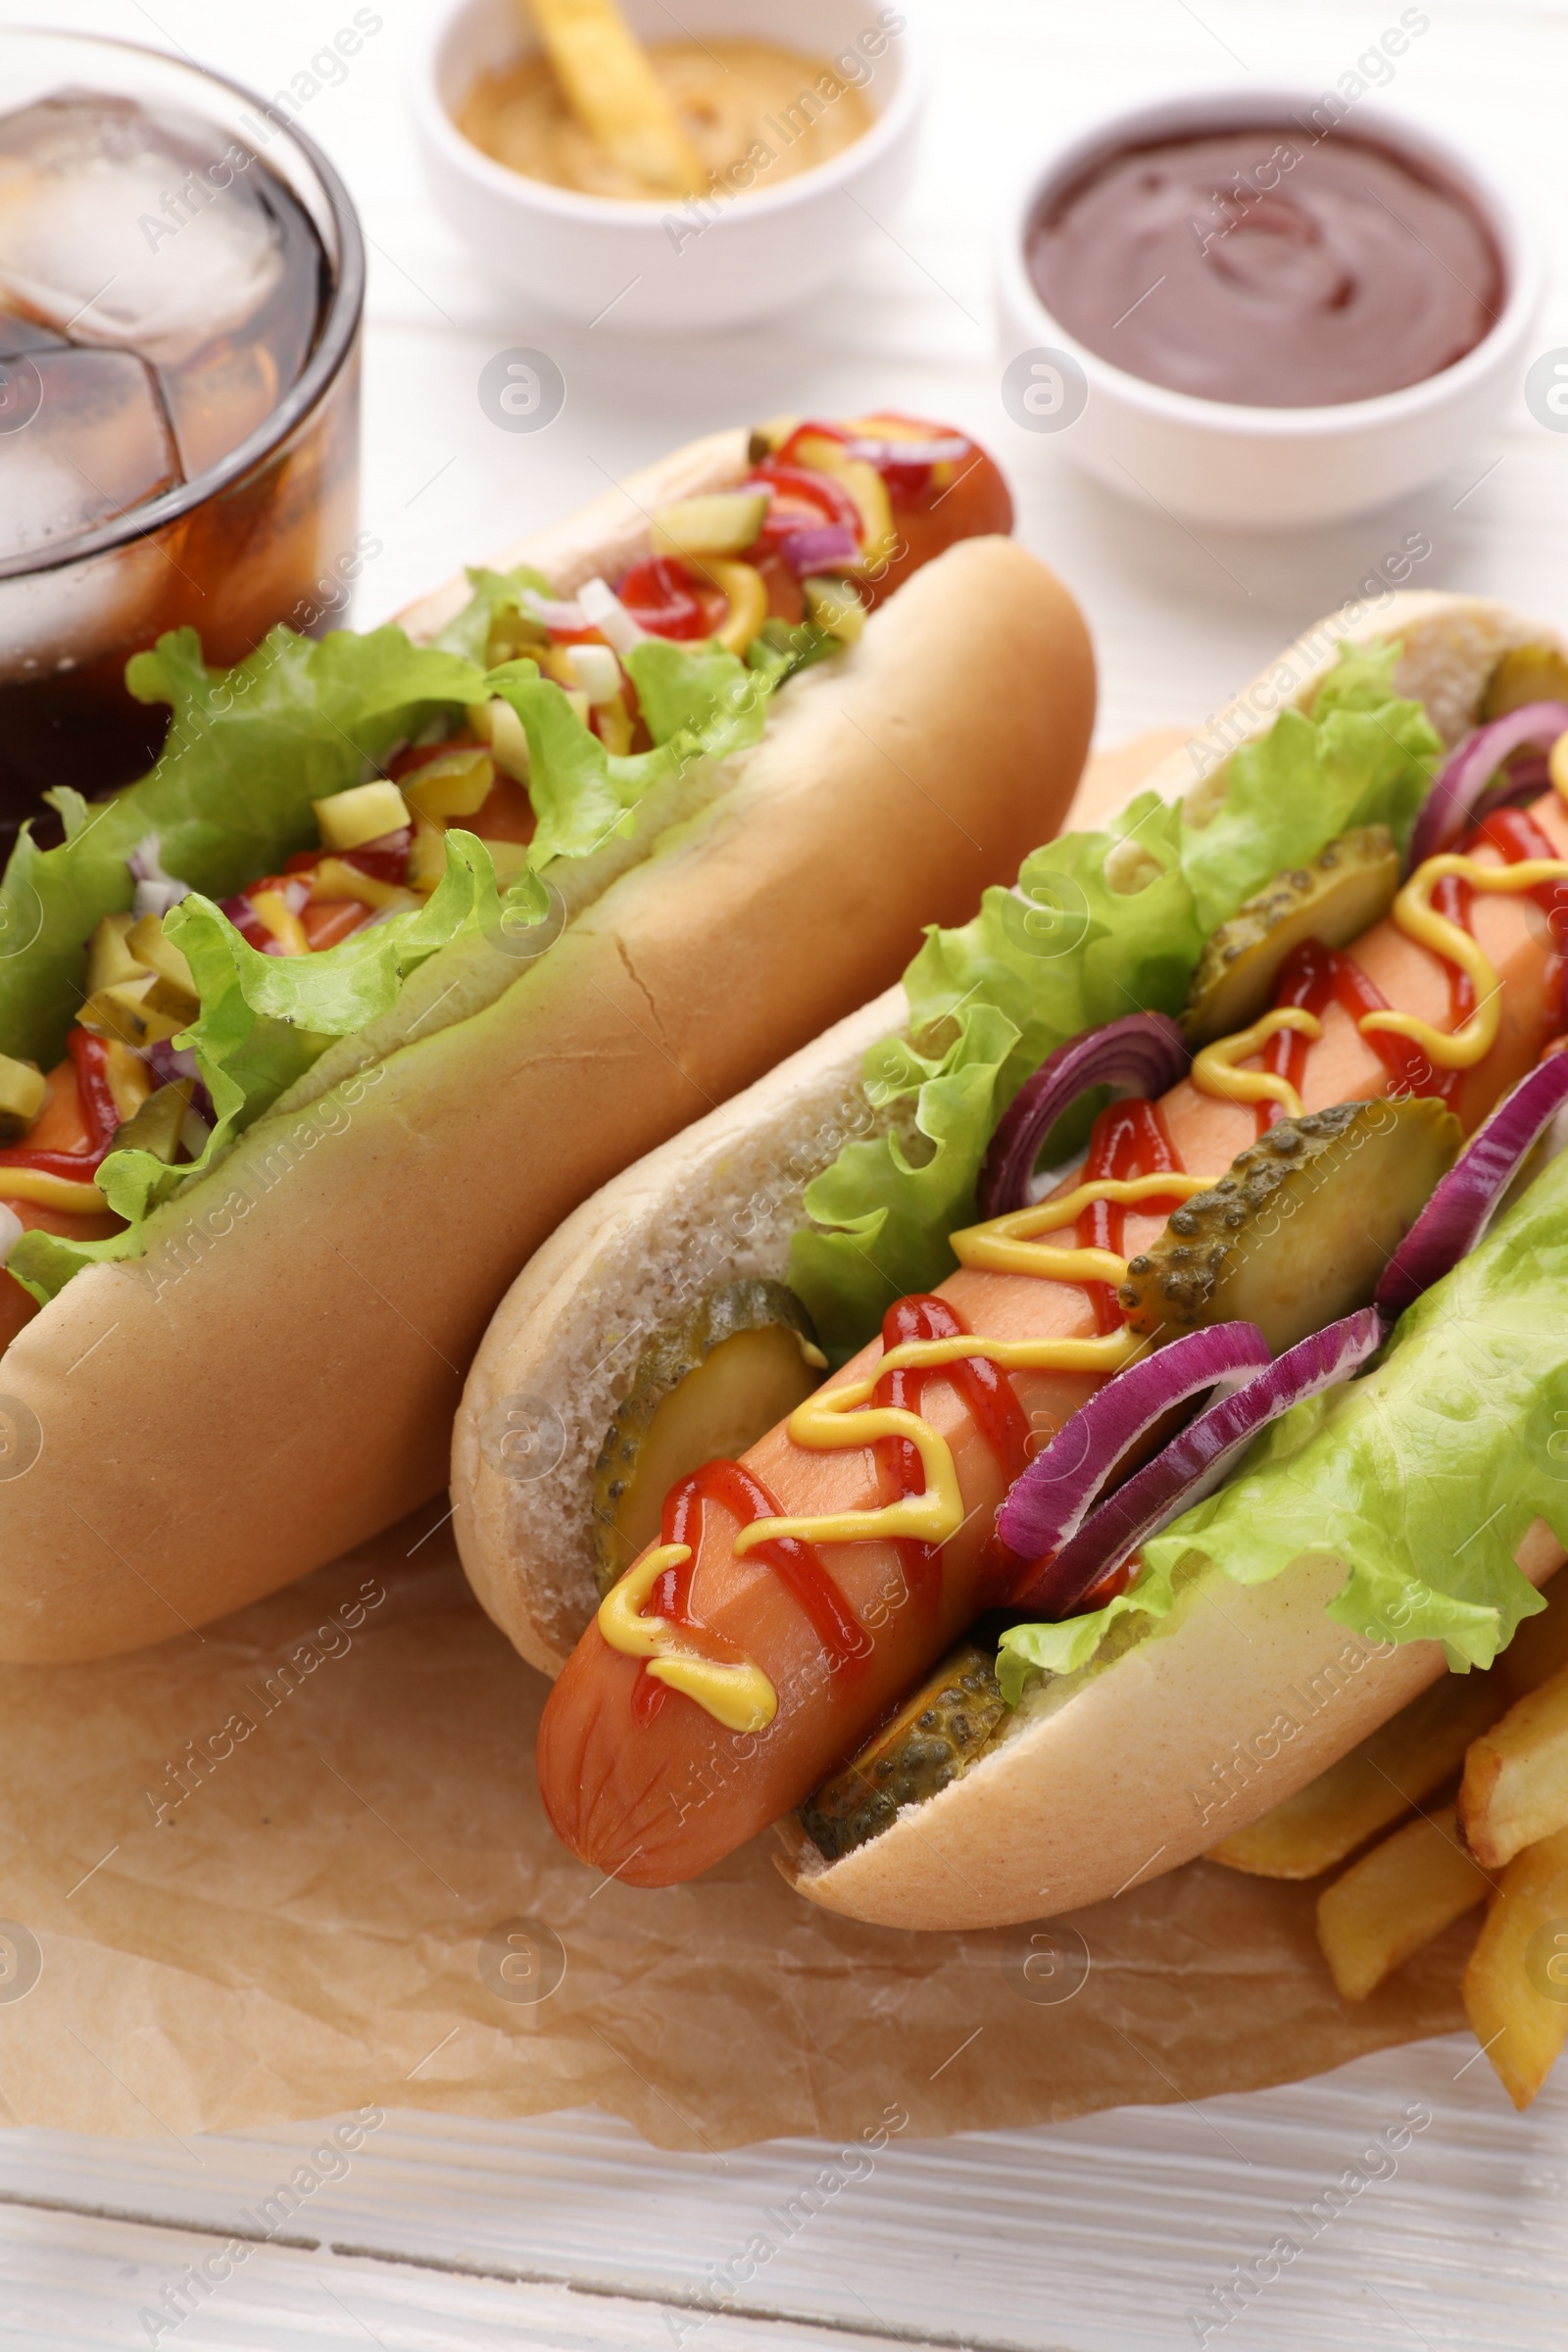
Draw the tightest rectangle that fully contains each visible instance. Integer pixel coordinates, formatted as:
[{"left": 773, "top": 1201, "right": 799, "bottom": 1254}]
[{"left": 5, "top": 1, "right": 1568, "bottom": 2343}]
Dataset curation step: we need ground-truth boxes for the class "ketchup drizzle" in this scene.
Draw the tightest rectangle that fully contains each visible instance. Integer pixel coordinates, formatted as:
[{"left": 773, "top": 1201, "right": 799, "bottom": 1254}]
[
  {"left": 1076, "top": 1098, "right": 1181, "bottom": 1330},
  {"left": 1258, "top": 804, "right": 1568, "bottom": 1129},
  {"left": 0, "top": 1030, "right": 122, "bottom": 1180},
  {"left": 1262, "top": 937, "right": 1439, "bottom": 1126},
  {"left": 1480, "top": 807, "right": 1568, "bottom": 1029},
  {"left": 870, "top": 1293, "right": 1032, "bottom": 1617},
  {"left": 629, "top": 1458, "right": 869, "bottom": 1726}
]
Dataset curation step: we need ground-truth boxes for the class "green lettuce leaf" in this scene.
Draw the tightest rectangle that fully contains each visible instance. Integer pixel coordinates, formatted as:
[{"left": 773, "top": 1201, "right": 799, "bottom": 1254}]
[
  {"left": 1179, "top": 639, "right": 1440, "bottom": 936},
  {"left": 790, "top": 643, "right": 1444, "bottom": 1359},
  {"left": 1000, "top": 1143, "right": 1568, "bottom": 1700},
  {"left": 0, "top": 623, "right": 486, "bottom": 1072},
  {"left": 432, "top": 564, "right": 555, "bottom": 665},
  {"left": 483, "top": 636, "right": 773, "bottom": 870},
  {"left": 8, "top": 830, "right": 533, "bottom": 1303},
  {"left": 996, "top": 1575, "right": 1180, "bottom": 1703}
]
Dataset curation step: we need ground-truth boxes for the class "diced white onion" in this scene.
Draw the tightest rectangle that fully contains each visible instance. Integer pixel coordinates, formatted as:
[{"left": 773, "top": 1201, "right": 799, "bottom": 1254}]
[
  {"left": 128, "top": 831, "right": 191, "bottom": 918},
  {"left": 576, "top": 575, "right": 647, "bottom": 654},
  {"left": 519, "top": 589, "right": 587, "bottom": 632},
  {"left": 564, "top": 644, "right": 622, "bottom": 707},
  {"left": 0, "top": 1204, "right": 24, "bottom": 1267}
]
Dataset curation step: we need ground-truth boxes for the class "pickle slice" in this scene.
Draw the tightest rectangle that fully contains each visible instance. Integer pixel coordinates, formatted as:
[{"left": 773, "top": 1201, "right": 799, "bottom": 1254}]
[
  {"left": 592, "top": 1280, "right": 824, "bottom": 1594},
  {"left": 1481, "top": 644, "right": 1568, "bottom": 721},
  {"left": 112, "top": 1079, "right": 194, "bottom": 1164},
  {"left": 0, "top": 1053, "right": 45, "bottom": 1146},
  {"left": 799, "top": 1642, "right": 1005, "bottom": 1863},
  {"left": 1182, "top": 827, "right": 1399, "bottom": 1048},
  {"left": 1118, "top": 1098, "right": 1461, "bottom": 1353}
]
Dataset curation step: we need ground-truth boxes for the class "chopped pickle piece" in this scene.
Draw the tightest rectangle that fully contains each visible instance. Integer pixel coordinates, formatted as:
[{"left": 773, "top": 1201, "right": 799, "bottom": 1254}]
[
  {"left": 651, "top": 491, "right": 771, "bottom": 559},
  {"left": 593, "top": 693, "right": 634, "bottom": 757},
  {"left": 799, "top": 1642, "right": 1006, "bottom": 1863},
  {"left": 747, "top": 416, "right": 800, "bottom": 465},
  {"left": 125, "top": 911, "right": 200, "bottom": 1027},
  {"left": 1481, "top": 644, "right": 1568, "bottom": 720},
  {"left": 78, "top": 975, "right": 186, "bottom": 1051},
  {"left": 401, "top": 751, "right": 493, "bottom": 824},
  {"left": 1182, "top": 827, "right": 1399, "bottom": 1047},
  {"left": 468, "top": 696, "right": 531, "bottom": 781},
  {"left": 1118, "top": 1099, "right": 1461, "bottom": 1353},
  {"left": 484, "top": 609, "right": 550, "bottom": 668},
  {"left": 86, "top": 911, "right": 146, "bottom": 998},
  {"left": 126, "top": 911, "right": 194, "bottom": 992},
  {"left": 408, "top": 817, "right": 447, "bottom": 895},
  {"left": 0, "top": 1053, "right": 45, "bottom": 1145},
  {"left": 102, "top": 1041, "right": 156, "bottom": 1125},
  {"left": 113, "top": 1079, "right": 193, "bottom": 1163},
  {"left": 309, "top": 860, "right": 415, "bottom": 911},
  {"left": 314, "top": 779, "right": 411, "bottom": 852},
  {"left": 802, "top": 575, "right": 866, "bottom": 645},
  {"left": 593, "top": 1280, "right": 825, "bottom": 1595}
]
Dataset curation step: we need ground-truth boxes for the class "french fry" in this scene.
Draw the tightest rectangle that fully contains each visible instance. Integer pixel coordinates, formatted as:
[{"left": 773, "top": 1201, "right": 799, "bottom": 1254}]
[
  {"left": 1459, "top": 1663, "right": 1568, "bottom": 1870},
  {"left": 525, "top": 0, "right": 704, "bottom": 194},
  {"left": 1315, "top": 1804, "right": 1490, "bottom": 2001},
  {"left": 1206, "top": 1669, "right": 1507, "bottom": 1879},
  {"left": 1462, "top": 1825, "right": 1568, "bottom": 2111}
]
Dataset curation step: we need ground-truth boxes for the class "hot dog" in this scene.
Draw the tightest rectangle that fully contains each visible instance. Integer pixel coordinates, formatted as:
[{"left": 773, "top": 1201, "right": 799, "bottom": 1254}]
[
  {"left": 0, "top": 415, "right": 1093, "bottom": 1664},
  {"left": 454, "top": 592, "right": 1568, "bottom": 1925}
]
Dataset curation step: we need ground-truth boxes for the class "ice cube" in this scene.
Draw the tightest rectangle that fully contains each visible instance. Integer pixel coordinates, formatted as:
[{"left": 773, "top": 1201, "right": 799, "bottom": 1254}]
[
  {"left": 0, "top": 92, "right": 285, "bottom": 368},
  {"left": 0, "top": 345, "right": 181, "bottom": 561}
]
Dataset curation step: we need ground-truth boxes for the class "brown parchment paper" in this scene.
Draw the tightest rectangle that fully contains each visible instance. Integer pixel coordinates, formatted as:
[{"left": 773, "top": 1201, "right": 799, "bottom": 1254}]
[{"left": 0, "top": 1515, "right": 1471, "bottom": 2150}]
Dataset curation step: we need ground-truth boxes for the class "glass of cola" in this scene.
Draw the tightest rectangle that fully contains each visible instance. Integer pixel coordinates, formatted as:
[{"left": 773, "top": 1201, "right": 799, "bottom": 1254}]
[{"left": 0, "top": 29, "right": 366, "bottom": 842}]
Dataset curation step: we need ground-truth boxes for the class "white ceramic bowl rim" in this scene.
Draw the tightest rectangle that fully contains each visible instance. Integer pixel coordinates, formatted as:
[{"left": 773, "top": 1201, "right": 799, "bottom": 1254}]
[
  {"left": 998, "top": 87, "right": 1542, "bottom": 439},
  {"left": 413, "top": 0, "right": 926, "bottom": 227}
]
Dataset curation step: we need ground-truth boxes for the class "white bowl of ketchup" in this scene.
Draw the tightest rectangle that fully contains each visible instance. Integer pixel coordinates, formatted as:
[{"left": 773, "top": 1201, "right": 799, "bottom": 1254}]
[
  {"left": 997, "top": 89, "right": 1542, "bottom": 529},
  {"left": 412, "top": 0, "right": 924, "bottom": 332}
]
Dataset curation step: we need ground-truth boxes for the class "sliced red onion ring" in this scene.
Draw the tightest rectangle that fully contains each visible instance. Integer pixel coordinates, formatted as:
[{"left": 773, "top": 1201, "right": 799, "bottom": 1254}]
[
  {"left": 998, "top": 1320, "right": 1271, "bottom": 1564},
  {"left": 778, "top": 524, "right": 860, "bottom": 576},
  {"left": 1005, "top": 1307, "right": 1385, "bottom": 1620},
  {"left": 978, "top": 1012, "right": 1191, "bottom": 1219},
  {"left": 1409, "top": 702, "right": 1568, "bottom": 866},
  {"left": 844, "top": 436, "right": 970, "bottom": 466},
  {"left": 1375, "top": 1052, "right": 1568, "bottom": 1321}
]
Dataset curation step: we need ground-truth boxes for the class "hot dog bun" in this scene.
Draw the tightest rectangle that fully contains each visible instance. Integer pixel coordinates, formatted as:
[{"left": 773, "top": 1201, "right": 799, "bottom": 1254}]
[
  {"left": 452, "top": 589, "right": 1567, "bottom": 1923},
  {"left": 0, "top": 434, "right": 1094, "bottom": 1663}
]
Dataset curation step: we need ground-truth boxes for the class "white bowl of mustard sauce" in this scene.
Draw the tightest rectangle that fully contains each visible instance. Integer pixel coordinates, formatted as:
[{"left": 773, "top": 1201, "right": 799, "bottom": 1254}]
[
  {"left": 996, "top": 90, "right": 1542, "bottom": 529},
  {"left": 413, "top": 0, "right": 923, "bottom": 332}
]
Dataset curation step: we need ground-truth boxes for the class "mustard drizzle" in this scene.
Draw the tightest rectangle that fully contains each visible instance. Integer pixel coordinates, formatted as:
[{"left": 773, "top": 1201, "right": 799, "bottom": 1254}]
[
  {"left": 1360, "top": 854, "right": 1568, "bottom": 1069},
  {"left": 733, "top": 1329, "right": 1140, "bottom": 1556},
  {"left": 648, "top": 783, "right": 1568, "bottom": 1628},
  {"left": 950, "top": 1174, "right": 1217, "bottom": 1286},
  {"left": 597, "top": 1541, "right": 778, "bottom": 1733},
  {"left": 0, "top": 1168, "right": 106, "bottom": 1213},
  {"left": 1190, "top": 1006, "right": 1322, "bottom": 1118}
]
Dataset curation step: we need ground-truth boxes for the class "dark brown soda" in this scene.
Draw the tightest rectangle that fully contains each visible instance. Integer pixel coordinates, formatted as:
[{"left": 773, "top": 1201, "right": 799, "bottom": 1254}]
[{"left": 0, "top": 126, "right": 359, "bottom": 846}]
